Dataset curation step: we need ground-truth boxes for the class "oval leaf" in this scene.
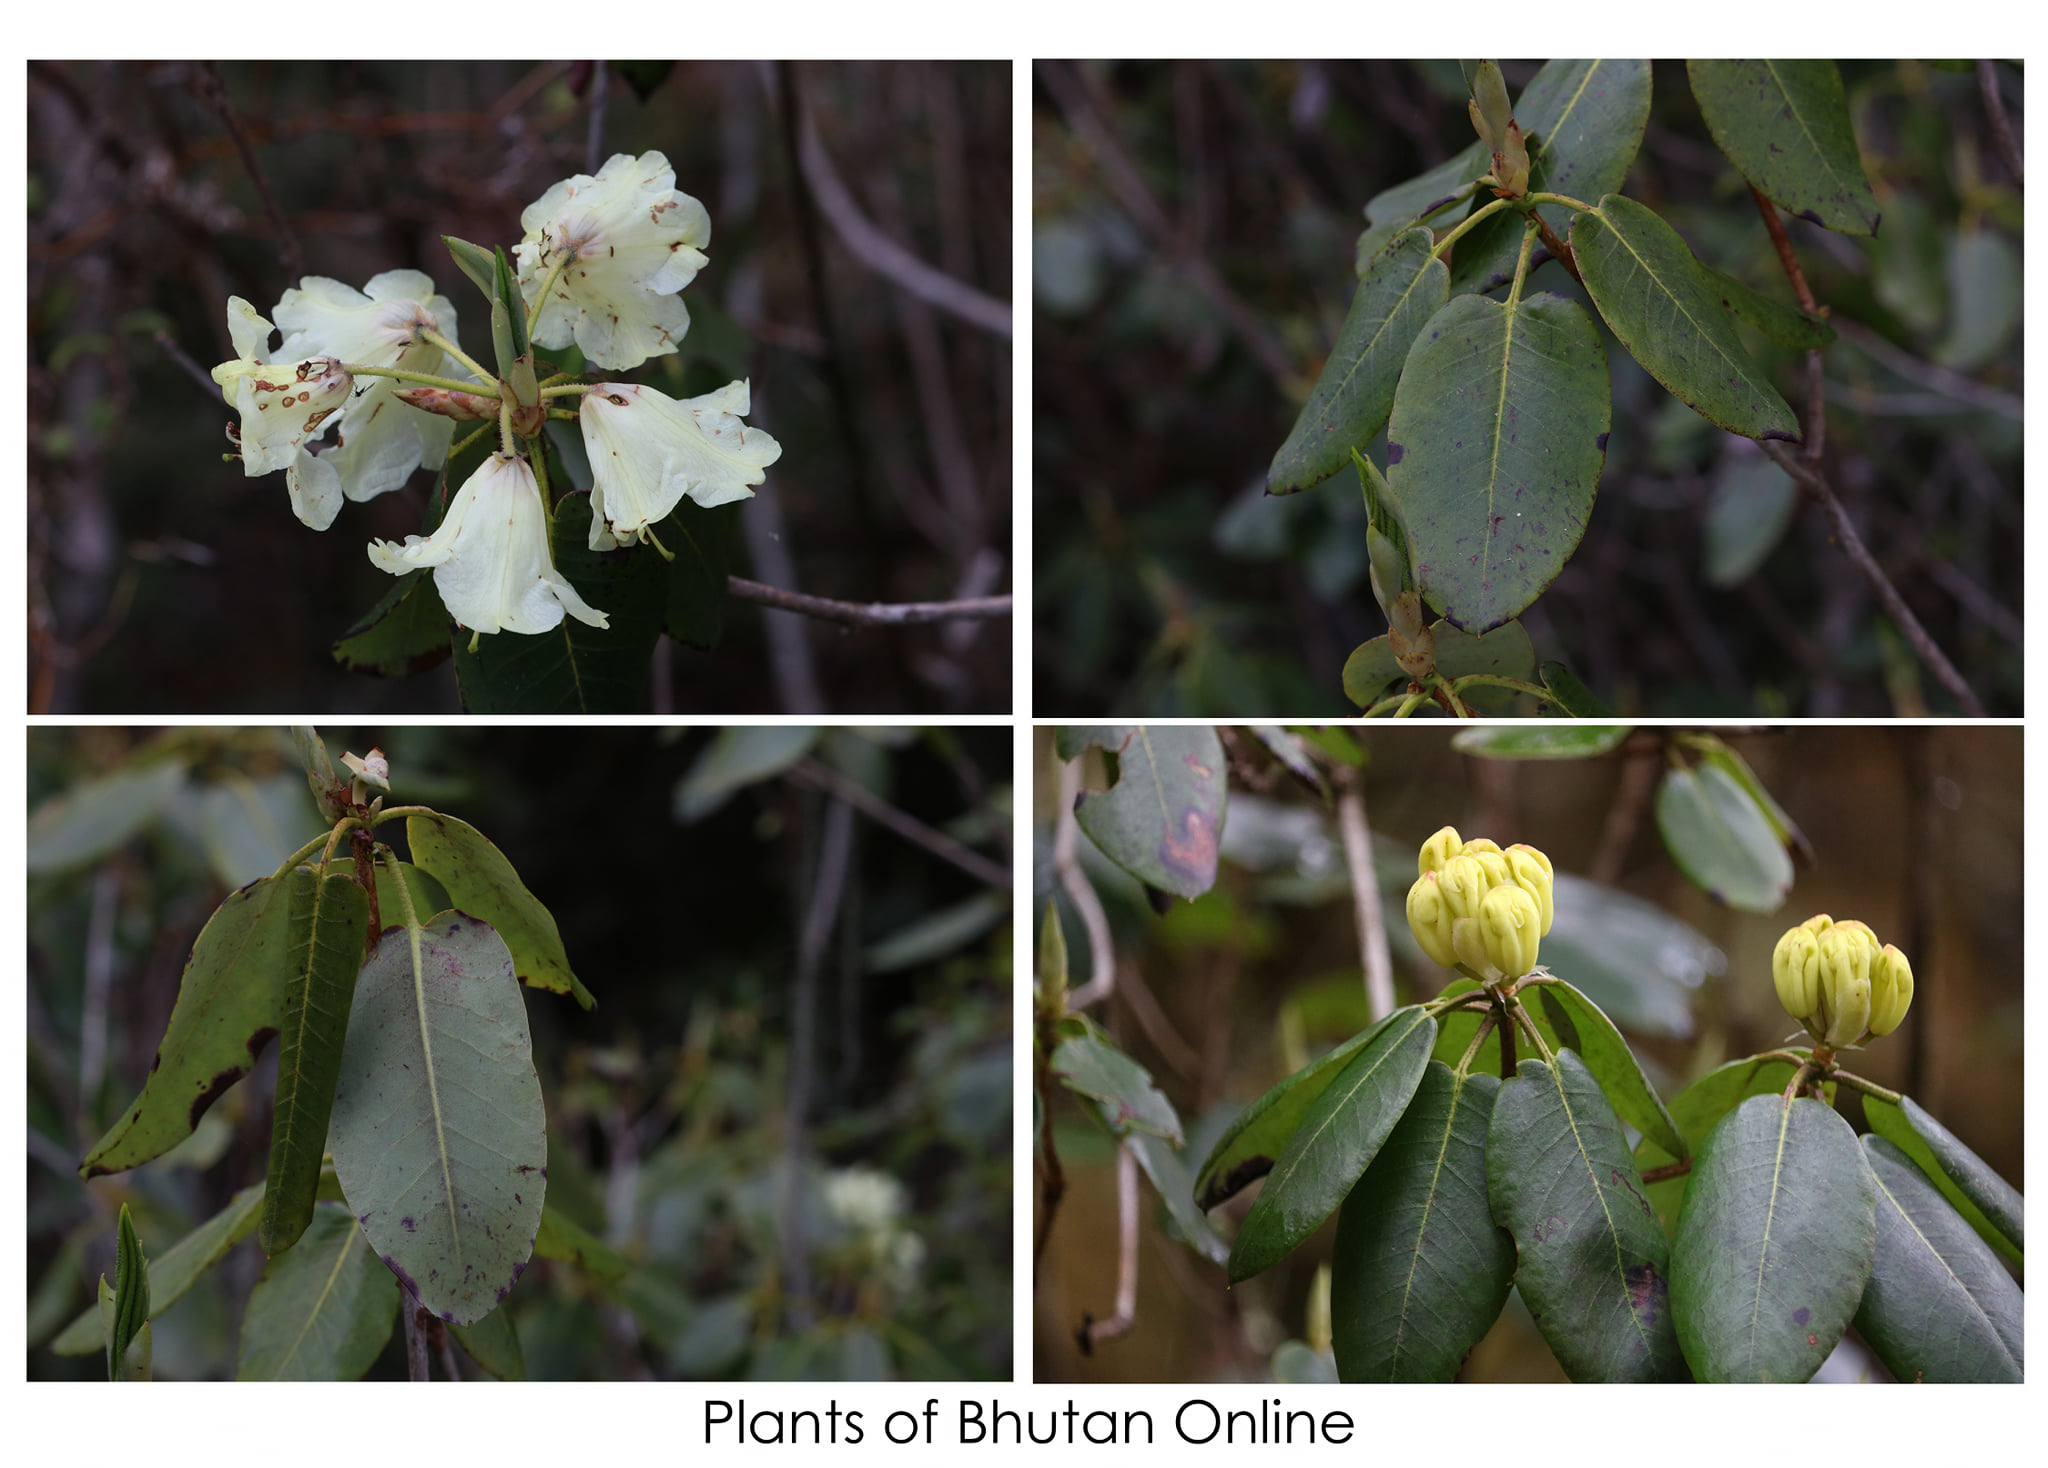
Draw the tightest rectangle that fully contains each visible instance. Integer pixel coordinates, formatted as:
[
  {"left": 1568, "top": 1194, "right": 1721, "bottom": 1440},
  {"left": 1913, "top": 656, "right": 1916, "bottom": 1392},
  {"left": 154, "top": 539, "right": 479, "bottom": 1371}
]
[
  {"left": 1655, "top": 762, "right": 1794, "bottom": 911},
  {"left": 1069, "top": 724, "right": 1226, "bottom": 901},
  {"left": 1050, "top": 1034, "right": 1182, "bottom": 1145},
  {"left": 1864, "top": 1095, "right": 2023, "bottom": 1267},
  {"left": 1342, "top": 618, "right": 1537, "bottom": 709},
  {"left": 261, "top": 867, "right": 371, "bottom": 1257},
  {"left": 1528, "top": 980, "right": 1685, "bottom": 1162},
  {"left": 1687, "top": 60, "right": 1880, "bottom": 236},
  {"left": 1702, "top": 263, "right": 1836, "bottom": 350},
  {"left": 1703, "top": 457, "right": 1799, "bottom": 587},
  {"left": 1572, "top": 193, "right": 1799, "bottom": 442},
  {"left": 329, "top": 912, "right": 548, "bottom": 1325},
  {"left": 81, "top": 876, "right": 294, "bottom": 1178},
  {"left": 406, "top": 812, "right": 594, "bottom": 1008},
  {"left": 1391, "top": 290, "right": 1611, "bottom": 633},
  {"left": 1270, "top": 228, "right": 1449, "bottom": 494},
  {"left": 1631, "top": 1053, "right": 1827, "bottom": 1236},
  {"left": 27, "top": 760, "right": 189, "bottom": 876},
  {"left": 236, "top": 1205, "right": 397, "bottom": 1380},
  {"left": 1671, "top": 1093, "right": 1876, "bottom": 1382},
  {"left": 1854, "top": 1136, "right": 2022, "bottom": 1383},
  {"left": 1487, "top": 1050, "right": 1685, "bottom": 1381},
  {"left": 1332, "top": 1065, "right": 1513, "bottom": 1381},
  {"left": 1228, "top": 1008, "right": 1435, "bottom": 1282}
]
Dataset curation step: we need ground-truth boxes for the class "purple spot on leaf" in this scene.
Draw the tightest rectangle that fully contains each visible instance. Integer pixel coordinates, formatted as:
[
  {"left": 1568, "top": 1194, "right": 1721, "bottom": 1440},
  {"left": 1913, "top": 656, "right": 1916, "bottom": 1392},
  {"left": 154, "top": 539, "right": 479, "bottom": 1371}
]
[{"left": 1386, "top": 442, "right": 1404, "bottom": 465}]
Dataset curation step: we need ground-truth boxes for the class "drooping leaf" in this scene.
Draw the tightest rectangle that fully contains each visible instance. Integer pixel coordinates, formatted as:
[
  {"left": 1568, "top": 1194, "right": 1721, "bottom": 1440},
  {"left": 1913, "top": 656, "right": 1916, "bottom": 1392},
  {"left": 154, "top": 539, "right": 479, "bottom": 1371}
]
[
  {"left": 1331, "top": 1065, "right": 1512, "bottom": 1381},
  {"left": 235, "top": 1206, "right": 397, "bottom": 1380},
  {"left": 1050, "top": 1035, "right": 1182, "bottom": 1145},
  {"left": 1687, "top": 60, "right": 1880, "bottom": 236},
  {"left": 533, "top": 1205, "right": 630, "bottom": 1282},
  {"left": 864, "top": 892, "right": 1009, "bottom": 974},
  {"left": 1390, "top": 290, "right": 1611, "bottom": 634},
  {"left": 1066, "top": 724, "right": 1227, "bottom": 901},
  {"left": 673, "top": 725, "right": 821, "bottom": 822},
  {"left": 328, "top": 912, "right": 548, "bottom": 1326},
  {"left": 1486, "top": 1051, "right": 1685, "bottom": 1382},
  {"left": 1228, "top": 1007, "right": 1436, "bottom": 1282},
  {"left": 1537, "top": 660, "right": 1610, "bottom": 716},
  {"left": 1342, "top": 618, "right": 1537, "bottom": 709},
  {"left": 190, "top": 773, "right": 327, "bottom": 890},
  {"left": 1864, "top": 1095, "right": 2023, "bottom": 1269},
  {"left": 1572, "top": 193, "right": 1800, "bottom": 442},
  {"left": 1269, "top": 228, "right": 1448, "bottom": 495},
  {"left": 81, "top": 876, "right": 294, "bottom": 1177},
  {"left": 1528, "top": 980, "right": 1685, "bottom": 1161},
  {"left": 1125, "top": 1130, "right": 1230, "bottom": 1266},
  {"left": 1194, "top": 1013, "right": 1397, "bottom": 1211},
  {"left": 260, "top": 867, "right": 371, "bottom": 1257},
  {"left": 659, "top": 498, "right": 743, "bottom": 647},
  {"left": 1934, "top": 227, "right": 2021, "bottom": 372},
  {"left": 1671, "top": 1093, "right": 1876, "bottom": 1382},
  {"left": 1701, "top": 263, "right": 1836, "bottom": 350},
  {"left": 1655, "top": 762, "right": 1794, "bottom": 911},
  {"left": 27, "top": 759, "right": 188, "bottom": 875},
  {"left": 1703, "top": 457, "right": 1800, "bottom": 587},
  {"left": 1680, "top": 733, "right": 1810, "bottom": 862},
  {"left": 331, "top": 569, "right": 453, "bottom": 679},
  {"left": 451, "top": 1305, "right": 528, "bottom": 1381},
  {"left": 405, "top": 812, "right": 593, "bottom": 1008},
  {"left": 1632, "top": 1053, "right": 1828, "bottom": 1235},
  {"left": 1854, "top": 1136, "right": 2022, "bottom": 1383},
  {"left": 1451, "top": 724, "right": 1632, "bottom": 759}
]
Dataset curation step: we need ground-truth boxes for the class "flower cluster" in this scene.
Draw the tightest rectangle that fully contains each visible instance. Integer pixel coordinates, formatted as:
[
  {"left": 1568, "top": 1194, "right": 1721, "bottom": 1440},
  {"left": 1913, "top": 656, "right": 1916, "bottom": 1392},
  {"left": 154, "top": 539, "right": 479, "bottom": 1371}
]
[
  {"left": 1772, "top": 915, "right": 1913, "bottom": 1048},
  {"left": 209, "top": 151, "right": 781, "bottom": 641},
  {"left": 1405, "top": 825, "right": 1554, "bottom": 983}
]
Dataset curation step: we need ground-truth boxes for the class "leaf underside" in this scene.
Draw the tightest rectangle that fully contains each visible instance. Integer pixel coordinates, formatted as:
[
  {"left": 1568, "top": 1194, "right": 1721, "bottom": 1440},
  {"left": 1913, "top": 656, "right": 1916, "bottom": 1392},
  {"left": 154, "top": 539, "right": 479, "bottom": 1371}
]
[
  {"left": 405, "top": 812, "right": 594, "bottom": 1008},
  {"left": 236, "top": 1205, "right": 397, "bottom": 1380},
  {"left": 1070, "top": 724, "right": 1227, "bottom": 900},
  {"left": 1687, "top": 59, "right": 1880, "bottom": 236},
  {"left": 1654, "top": 762, "right": 1794, "bottom": 912}
]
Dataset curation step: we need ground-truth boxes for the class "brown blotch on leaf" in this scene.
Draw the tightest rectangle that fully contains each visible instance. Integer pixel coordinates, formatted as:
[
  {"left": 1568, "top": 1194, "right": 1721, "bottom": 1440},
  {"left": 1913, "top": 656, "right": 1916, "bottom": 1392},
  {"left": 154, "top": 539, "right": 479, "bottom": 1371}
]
[
  {"left": 247, "top": 1025, "right": 279, "bottom": 1059},
  {"left": 188, "top": 1066, "right": 249, "bottom": 1129}
]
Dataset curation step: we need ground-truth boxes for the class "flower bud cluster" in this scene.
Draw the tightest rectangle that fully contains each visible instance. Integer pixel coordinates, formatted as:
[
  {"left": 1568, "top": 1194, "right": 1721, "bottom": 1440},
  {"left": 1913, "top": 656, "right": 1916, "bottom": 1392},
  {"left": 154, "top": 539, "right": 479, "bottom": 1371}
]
[
  {"left": 1771, "top": 914, "right": 1914, "bottom": 1048},
  {"left": 1405, "top": 825, "right": 1554, "bottom": 984}
]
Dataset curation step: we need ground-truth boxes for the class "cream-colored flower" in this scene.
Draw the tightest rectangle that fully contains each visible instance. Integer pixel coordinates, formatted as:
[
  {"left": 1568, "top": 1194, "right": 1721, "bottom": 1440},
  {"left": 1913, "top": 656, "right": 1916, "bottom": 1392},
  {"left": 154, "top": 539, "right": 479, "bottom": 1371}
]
[
  {"left": 578, "top": 380, "right": 782, "bottom": 550},
  {"left": 366, "top": 453, "right": 608, "bottom": 636},
  {"left": 211, "top": 298, "right": 353, "bottom": 524},
  {"left": 514, "top": 151, "right": 711, "bottom": 371}
]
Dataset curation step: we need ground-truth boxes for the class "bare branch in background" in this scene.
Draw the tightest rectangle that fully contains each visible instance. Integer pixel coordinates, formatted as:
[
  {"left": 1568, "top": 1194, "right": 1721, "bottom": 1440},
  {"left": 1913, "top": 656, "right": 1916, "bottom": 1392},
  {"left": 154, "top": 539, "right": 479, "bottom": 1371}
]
[
  {"left": 1058, "top": 758, "right": 1119, "bottom": 1012},
  {"left": 726, "top": 575, "right": 1011, "bottom": 628},
  {"left": 1081, "top": 1145, "right": 1141, "bottom": 1350},
  {"left": 1978, "top": 60, "right": 2023, "bottom": 187},
  {"left": 1335, "top": 769, "right": 1395, "bottom": 1023},
  {"left": 192, "top": 64, "right": 303, "bottom": 281},
  {"left": 785, "top": 757, "right": 1010, "bottom": 891}
]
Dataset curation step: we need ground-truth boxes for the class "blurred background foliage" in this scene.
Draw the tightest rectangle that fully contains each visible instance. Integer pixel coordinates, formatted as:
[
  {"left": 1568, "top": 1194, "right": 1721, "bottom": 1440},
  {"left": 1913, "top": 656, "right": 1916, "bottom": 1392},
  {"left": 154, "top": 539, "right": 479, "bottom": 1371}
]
[
  {"left": 29, "top": 60, "right": 1011, "bottom": 714},
  {"left": 29, "top": 724, "right": 1011, "bottom": 1380},
  {"left": 1032, "top": 724, "right": 2020, "bottom": 1382},
  {"left": 1033, "top": 60, "right": 2021, "bottom": 716}
]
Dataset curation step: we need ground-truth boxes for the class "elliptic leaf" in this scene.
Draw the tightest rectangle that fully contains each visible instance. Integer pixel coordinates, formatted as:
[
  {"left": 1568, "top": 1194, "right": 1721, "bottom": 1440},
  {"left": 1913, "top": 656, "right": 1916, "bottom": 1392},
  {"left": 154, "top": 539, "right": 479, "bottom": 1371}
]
[
  {"left": 1632, "top": 1053, "right": 1827, "bottom": 1236},
  {"left": 1228, "top": 1007, "right": 1436, "bottom": 1282},
  {"left": 27, "top": 760, "right": 188, "bottom": 875},
  {"left": 1530, "top": 980, "right": 1686, "bottom": 1162},
  {"left": 1572, "top": 193, "right": 1800, "bottom": 442},
  {"left": 673, "top": 725, "right": 821, "bottom": 822},
  {"left": 1487, "top": 1051, "right": 1685, "bottom": 1382},
  {"left": 81, "top": 876, "right": 294, "bottom": 1178},
  {"left": 1935, "top": 227, "right": 2021, "bottom": 372},
  {"left": 1682, "top": 734, "right": 1810, "bottom": 862},
  {"left": 1672, "top": 1094, "right": 1876, "bottom": 1382},
  {"left": 1655, "top": 762, "right": 1794, "bottom": 912},
  {"left": 405, "top": 812, "right": 594, "bottom": 1008},
  {"left": 320, "top": 857, "right": 452, "bottom": 933},
  {"left": 1343, "top": 618, "right": 1537, "bottom": 708},
  {"left": 1854, "top": 1136, "right": 2022, "bottom": 1383},
  {"left": 331, "top": 569, "right": 453, "bottom": 679},
  {"left": 1070, "top": 724, "right": 1226, "bottom": 900},
  {"left": 1864, "top": 1095, "right": 2023, "bottom": 1268},
  {"left": 1331, "top": 1065, "right": 1512, "bottom": 1381},
  {"left": 1050, "top": 1035, "right": 1182, "bottom": 1145},
  {"left": 328, "top": 912, "right": 548, "bottom": 1326},
  {"left": 1687, "top": 60, "right": 1880, "bottom": 236},
  {"left": 1269, "top": 228, "right": 1448, "bottom": 494},
  {"left": 1451, "top": 724, "right": 1632, "bottom": 759},
  {"left": 1390, "top": 290, "right": 1611, "bottom": 633},
  {"left": 1701, "top": 264, "right": 1836, "bottom": 350},
  {"left": 1703, "top": 457, "right": 1799, "bottom": 587},
  {"left": 235, "top": 1206, "right": 397, "bottom": 1380}
]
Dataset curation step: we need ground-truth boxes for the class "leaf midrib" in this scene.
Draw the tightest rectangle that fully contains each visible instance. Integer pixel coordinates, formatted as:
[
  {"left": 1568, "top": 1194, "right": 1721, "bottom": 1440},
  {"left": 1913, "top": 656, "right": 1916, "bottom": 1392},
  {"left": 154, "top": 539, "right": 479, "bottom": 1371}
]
[
  {"left": 275, "top": 1221, "right": 359, "bottom": 1377},
  {"left": 1388, "top": 1071, "right": 1466, "bottom": 1374},
  {"left": 1318, "top": 239, "right": 1441, "bottom": 412},
  {"left": 1758, "top": 62, "right": 1861, "bottom": 215},
  {"left": 408, "top": 919, "right": 465, "bottom": 1283},
  {"left": 1870, "top": 1167, "right": 2019, "bottom": 1376},
  {"left": 1258, "top": 1013, "right": 1423, "bottom": 1228},
  {"left": 1546, "top": 1055, "right": 1659, "bottom": 1366},
  {"left": 1745, "top": 1099, "right": 1795, "bottom": 1371},
  {"left": 1591, "top": 207, "right": 1768, "bottom": 404}
]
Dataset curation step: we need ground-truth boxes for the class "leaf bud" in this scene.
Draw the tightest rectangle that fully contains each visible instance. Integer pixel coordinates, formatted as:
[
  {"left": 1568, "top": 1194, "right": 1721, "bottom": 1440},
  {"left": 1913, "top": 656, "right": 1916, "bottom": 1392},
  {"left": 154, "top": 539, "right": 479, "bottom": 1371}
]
[
  {"left": 1479, "top": 882, "right": 1542, "bottom": 978},
  {"left": 1406, "top": 871, "right": 1459, "bottom": 969},
  {"left": 1417, "top": 825, "right": 1463, "bottom": 877},
  {"left": 1868, "top": 944, "right": 1914, "bottom": 1036}
]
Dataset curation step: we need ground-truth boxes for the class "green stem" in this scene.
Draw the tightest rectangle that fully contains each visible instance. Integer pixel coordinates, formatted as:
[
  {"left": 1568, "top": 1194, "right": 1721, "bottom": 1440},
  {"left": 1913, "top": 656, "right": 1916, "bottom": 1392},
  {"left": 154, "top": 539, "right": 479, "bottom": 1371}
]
[
  {"left": 1522, "top": 191, "right": 1594, "bottom": 214},
  {"left": 1362, "top": 692, "right": 1414, "bottom": 718},
  {"left": 343, "top": 364, "right": 497, "bottom": 397},
  {"left": 1430, "top": 196, "right": 1513, "bottom": 260},
  {"left": 1439, "top": 679, "right": 1474, "bottom": 719},
  {"left": 1782, "top": 1061, "right": 1818, "bottom": 1103},
  {"left": 547, "top": 408, "right": 582, "bottom": 422},
  {"left": 1826, "top": 1068, "right": 1903, "bottom": 1105},
  {"left": 1508, "top": 995, "right": 1553, "bottom": 1064},
  {"left": 448, "top": 422, "right": 492, "bottom": 461},
  {"left": 522, "top": 253, "right": 572, "bottom": 345},
  {"left": 1505, "top": 217, "right": 1540, "bottom": 313},
  {"left": 376, "top": 845, "right": 423, "bottom": 933},
  {"left": 269, "top": 824, "right": 354, "bottom": 882},
  {"left": 418, "top": 328, "right": 495, "bottom": 388},
  {"left": 1449, "top": 673, "right": 1552, "bottom": 701},
  {"left": 1453, "top": 1011, "right": 1497, "bottom": 1079},
  {"left": 497, "top": 396, "right": 515, "bottom": 458},
  {"left": 1423, "top": 991, "right": 1495, "bottom": 1020},
  {"left": 1394, "top": 689, "right": 1434, "bottom": 718},
  {"left": 531, "top": 435, "right": 552, "bottom": 504},
  {"left": 367, "top": 804, "right": 435, "bottom": 828},
  {"left": 539, "top": 382, "right": 597, "bottom": 399}
]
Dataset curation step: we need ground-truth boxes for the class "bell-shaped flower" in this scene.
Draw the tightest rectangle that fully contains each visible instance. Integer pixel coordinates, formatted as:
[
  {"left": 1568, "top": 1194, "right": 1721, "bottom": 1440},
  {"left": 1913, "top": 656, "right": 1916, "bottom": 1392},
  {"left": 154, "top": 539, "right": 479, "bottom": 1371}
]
[
  {"left": 1818, "top": 925, "right": 1873, "bottom": 1046},
  {"left": 211, "top": 298, "right": 353, "bottom": 525},
  {"left": 366, "top": 453, "right": 608, "bottom": 637},
  {"left": 514, "top": 151, "right": 711, "bottom": 371},
  {"left": 1405, "top": 872, "right": 1458, "bottom": 970},
  {"left": 274, "top": 270, "right": 467, "bottom": 506},
  {"left": 578, "top": 380, "right": 782, "bottom": 550}
]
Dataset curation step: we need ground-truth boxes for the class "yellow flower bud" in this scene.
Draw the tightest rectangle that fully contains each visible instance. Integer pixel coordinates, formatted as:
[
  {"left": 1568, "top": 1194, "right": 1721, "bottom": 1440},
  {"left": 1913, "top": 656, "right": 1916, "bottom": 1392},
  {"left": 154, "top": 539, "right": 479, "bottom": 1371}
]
[
  {"left": 1458, "top": 837, "right": 1504, "bottom": 857},
  {"left": 1505, "top": 847, "right": 1554, "bottom": 935},
  {"left": 1800, "top": 913, "right": 1834, "bottom": 936},
  {"left": 1819, "top": 926, "right": 1873, "bottom": 1046},
  {"left": 1406, "top": 872, "right": 1459, "bottom": 969},
  {"left": 1468, "top": 848, "right": 1511, "bottom": 892},
  {"left": 1439, "top": 854, "right": 1492, "bottom": 920},
  {"left": 1417, "top": 825, "right": 1463, "bottom": 877},
  {"left": 1772, "top": 925, "right": 1822, "bottom": 1022},
  {"left": 1452, "top": 916, "right": 1493, "bottom": 975},
  {"left": 1480, "top": 883, "right": 1542, "bottom": 978},
  {"left": 1869, "top": 944, "right": 1914, "bottom": 1036}
]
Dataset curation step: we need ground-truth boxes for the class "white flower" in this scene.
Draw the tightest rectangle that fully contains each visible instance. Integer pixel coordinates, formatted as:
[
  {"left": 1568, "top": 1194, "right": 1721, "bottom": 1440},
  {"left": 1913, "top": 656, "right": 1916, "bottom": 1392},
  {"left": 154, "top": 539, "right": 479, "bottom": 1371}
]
[
  {"left": 274, "top": 270, "right": 469, "bottom": 507},
  {"left": 578, "top": 380, "right": 782, "bottom": 550},
  {"left": 340, "top": 748, "right": 390, "bottom": 790},
  {"left": 366, "top": 453, "right": 609, "bottom": 637},
  {"left": 211, "top": 298, "right": 353, "bottom": 524},
  {"left": 514, "top": 151, "right": 711, "bottom": 371}
]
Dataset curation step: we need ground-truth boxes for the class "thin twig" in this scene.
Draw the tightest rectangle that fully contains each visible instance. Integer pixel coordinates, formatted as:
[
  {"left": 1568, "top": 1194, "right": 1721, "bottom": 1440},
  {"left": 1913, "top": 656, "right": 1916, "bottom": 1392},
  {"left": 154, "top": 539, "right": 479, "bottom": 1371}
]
[
  {"left": 430, "top": 1316, "right": 463, "bottom": 1382},
  {"left": 1748, "top": 185, "right": 1819, "bottom": 314},
  {"left": 193, "top": 63, "right": 302, "bottom": 281},
  {"left": 726, "top": 575, "right": 1010, "bottom": 628},
  {"left": 1056, "top": 759, "right": 1118, "bottom": 1011},
  {"left": 784, "top": 758, "right": 1009, "bottom": 890},
  {"left": 1761, "top": 442, "right": 1987, "bottom": 717},
  {"left": 1082, "top": 1145, "right": 1140, "bottom": 1350},
  {"left": 1977, "top": 61, "right": 2023, "bottom": 187},
  {"left": 402, "top": 1297, "right": 431, "bottom": 1381},
  {"left": 1639, "top": 1159, "right": 1692, "bottom": 1186},
  {"left": 1115, "top": 965, "right": 1203, "bottom": 1081},
  {"left": 1589, "top": 734, "right": 1661, "bottom": 888},
  {"left": 1335, "top": 772, "right": 1395, "bottom": 1023},
  {"left": 1748, "top": 184, "right": 1827, "bottom": 462},
  {"left": 153, "top": 330, "right": 220, "bottom": 398},
  {"left": 1529, "top": 210, "right": 1582, "bottom": 286},
  {"left": 1034, "top": 1082, "right": 1065, "bottom": 1266},
  {"left": 1831, "top": 318, "right": 2025, "bottom": 422}
]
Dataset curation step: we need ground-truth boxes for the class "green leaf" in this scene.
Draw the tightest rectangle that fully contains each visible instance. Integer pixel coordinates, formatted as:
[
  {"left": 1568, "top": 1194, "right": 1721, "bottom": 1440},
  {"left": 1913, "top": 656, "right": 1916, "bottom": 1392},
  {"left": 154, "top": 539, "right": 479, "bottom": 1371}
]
[
  {"left": 1572, "top": 193, "right": 1800, "bottom": 442},
  {"left": 494, "top": 244, "right": 530, "bottom": 360},
  {"left": 1451, "top": 724, "right": 1632, "bottom": 759},
  {"left": 1125, "top": 1130, "right": 1230, "bottom": 1267},
  {"left": 106, "top": 1204, "right": 151, "bottom": 1381},
  {"left": 673, "top": 725, "right": 820, "bottom": 822},
  {"left": 1701, "top": 263, "right": 1836, "bottom": 350},
  {"left": 260, "top": 867, "right": 370, "bottom": 1257},
  {"left": 405, "top": 812, "right": 593, "bottom": 1009},
  {"left": 533, "top": 1205, "right": 631, "bottom": 1282},
  {"left": 1249, "top": 724, "right": 1327, "bottom": 798},
  {"left": 98, "top": 1279, "right": 151, "bottom": 1380},
  {"left": 1632, "top": 1053, "right": 1824, "bottom": 1235},
  {"left": 864, "top": 891, "right": 1008, "bottom": 974},
  {"left": 451, "top": 1305, "right": 528, "bottom": 1380},
  {"left": 1228, "top": 1008, "right": 1435, "bottom": 1282},
  {"left": 1050, "top": 1035, "right": 1182, "bottom": 1145},
  {"left": 1855, "top": 1136, "right": 2023, "bottom": 1383},
  {"left": 1538, "top": 661, "right": 1610, "bottom": 716},
  {"left": 1389, "top": 290, "right": 1611, "bottom": 633},
  {"left": 290, "top": 728, "right": 334, "bottom": 785},
  {"left": 1342, "top": 618, "right": 1537, "bottom": 709},
  {"left": 50, "top": 1181, "right": 267, "bottom": 1355},
  {"left": 1486, "top": 1050, "right": 1685, "bottom": 1382},
  {"left": 1655, "top": 762, "right": 1794, "bottom": 911},
  {"left": 1067, "top": 725, "right": 1227, "bottom": 900},
  {"left": 1269, "top": 228, "right": 1448, "bottom": 495},
  {"left": 1703, "top": 457, "right": 1799, "bottom": 587},
  {"left": 453, "top": 493, "right": 665, "bottom": 713},
  {"left": 1529, "top": 981, "right": 1685, "bottom": 1161},
  {"left": 1194, "top": 1015, "right": 1395, "bottom": 1211},
  {"left": 1671, "top": 1093, "right": 1876, "bottom": 1382},
  {"left": 331, "top": 569, "right": 453, "bottom": 678},
  {"left": 442, "top": 235, "right": 499, "bottom": 301},
  {"left": 27, "top": 759, "right": 188, "bottom": 875},
  {"left": 1680, "top": 733, "right": 1810, "bottom": 862},
  {"left": 1864, "top": 1095, "right": 2024, "bottom": 1269},
  {"left": 1935, "top": 227, "right": 2021, "bottom": 371},
  {"left": 328, "top": 912, "right": 548, "bottom": 1326},
  {"left": 320, "top": 857, "right": 452, "bottom": 933},
  {"left": 81, "top": 876, "right": 294, "bottom": 1177},
  {"left": 1331, "top": 1065, "right": 1512, "bottom": 1381},
  {"left": 235, "top": 1206, "right": 397, "bottom": 1380},
  {"left": 1687, "top": 60, "right": 1880, "bottom": 236},
  {"left": 659, "top": 499, "right": 742, "bottom": 647},
  {"left": 1361, "top": 142, "right": 1487, "bottom": 230}
]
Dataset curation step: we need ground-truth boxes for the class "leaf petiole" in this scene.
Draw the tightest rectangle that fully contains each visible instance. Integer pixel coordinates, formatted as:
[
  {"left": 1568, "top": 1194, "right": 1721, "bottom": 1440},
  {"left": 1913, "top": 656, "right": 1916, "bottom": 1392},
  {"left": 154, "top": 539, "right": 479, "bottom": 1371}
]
[{"left": 1430, "top": 196, "right": 1514, "bottom": 261}]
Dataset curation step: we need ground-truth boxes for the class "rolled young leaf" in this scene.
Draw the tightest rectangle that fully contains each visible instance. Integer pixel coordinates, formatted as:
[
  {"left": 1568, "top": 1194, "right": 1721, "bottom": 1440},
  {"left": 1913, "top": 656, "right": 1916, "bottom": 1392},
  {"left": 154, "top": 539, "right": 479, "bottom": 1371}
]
[
  {"left": 406, "top": 812, "right": 594, "bottom": 1007},
  {"left": 106, "top": 1204, "right": 151, "bottom": 1381},
  {"left": 1687, "top": 60, "right": 1880, "bottom": 236}
]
